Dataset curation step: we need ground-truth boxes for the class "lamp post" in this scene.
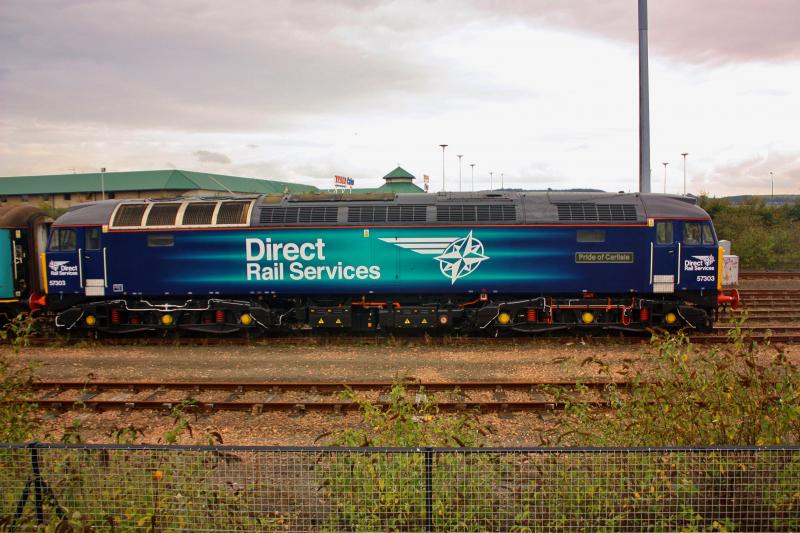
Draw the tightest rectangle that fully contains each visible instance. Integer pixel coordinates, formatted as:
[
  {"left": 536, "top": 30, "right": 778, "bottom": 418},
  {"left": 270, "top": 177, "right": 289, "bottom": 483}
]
[
  {"left": 501, "top": 172, "right": 504, "bottom": 190},
  {"left": 100, "top": 167, "right": 106, "bottom": 200},
  {"left": 662, "top": 162, "right": 668, "bottom": 194},
  {"left": 771, "top": 171, "right": 774, "bottom": 199},
  {"left": 470, "top": 163, "right": 476, "bottom": 192},
  {"left": 489, "top": 171, "right": 494, "bottom": 191},
  {"left": 457, "top": 154, "right": 463, "bottom": 192},
  {"left": 439, "top": 144, "right": 448, "bottom": 191},
  {"left": 681, "top": 153, "right": 688, "bottom": 195}
]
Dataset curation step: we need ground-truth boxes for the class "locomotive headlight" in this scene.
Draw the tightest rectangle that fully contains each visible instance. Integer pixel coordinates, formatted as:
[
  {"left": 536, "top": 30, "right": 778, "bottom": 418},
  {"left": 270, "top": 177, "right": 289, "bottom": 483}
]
[
  {"left": 85, "top": 315, "right": 97, "bottom": 327},
  {"left": 498, "top": 312, "right": 511, "bottom": 325},
  {"left": 581, "top": 312, "right": 594, "bottom": 324},
  {"left": 665, "top": 312, "right": 678, "bottom": 325},
  {"left": 240, "top": 313, "right": 253, "bottom": 326},
  {"left": 161, "top": 313, "right": 174, "bottom": 326}
]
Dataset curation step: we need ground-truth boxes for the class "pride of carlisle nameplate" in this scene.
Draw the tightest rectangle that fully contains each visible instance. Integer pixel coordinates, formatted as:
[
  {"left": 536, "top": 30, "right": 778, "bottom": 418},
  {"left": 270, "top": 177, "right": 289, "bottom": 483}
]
[{"left": 575, "top": 252, "right": 634, "bottom": 264}]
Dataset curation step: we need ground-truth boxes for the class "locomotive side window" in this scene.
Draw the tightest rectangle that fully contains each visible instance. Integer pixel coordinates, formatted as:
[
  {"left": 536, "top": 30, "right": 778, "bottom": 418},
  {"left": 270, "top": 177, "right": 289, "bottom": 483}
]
[
  {"left": 147, "top": 234, "right": 175, "bottom": 247},
  {"left": 576, "top": 230, "right": 605, "bottom": 243},
  {"left": 701, "top": 223, "right": 715, "bottom": 244},
  {"left": 182, "top": 203, "right": 216, "bottom": 225},
  {"left": 49, "top": 229, "right": 77, "bottom": 251},
  {"left": 85, "top": 227, "right": 101, "bottom": 250},
  {"left": 683, "top": 222, "right": 701, "bottom": 245},
  {"left": 656, "top": 222, "right": 673, "bottom": 244}
]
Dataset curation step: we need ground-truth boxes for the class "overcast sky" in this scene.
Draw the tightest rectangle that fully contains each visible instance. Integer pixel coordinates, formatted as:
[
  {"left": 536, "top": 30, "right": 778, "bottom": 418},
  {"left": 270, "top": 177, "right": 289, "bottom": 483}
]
[{"left": 1, "top": 0, "right": 798, "bottom": 196}]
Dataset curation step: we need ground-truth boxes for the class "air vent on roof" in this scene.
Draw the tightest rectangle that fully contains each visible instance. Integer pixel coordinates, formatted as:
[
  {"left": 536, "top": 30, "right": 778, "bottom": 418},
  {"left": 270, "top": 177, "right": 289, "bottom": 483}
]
[
  {"left": 555, "top": 203, "right": 638, "bottom": 222},
  {"left": 145, "top": 204, "right": 180, "bottom": 226},
  {"left": 112, "top": 204, "right": 147, "bottom": 227},
  {"left": 216, "top": 201, "right": 250, "bottom": 225},
  {"left": 436, "top": 204, "right": 517, "bottom": 223},
  {"left": 182, "top": 202, "right": 216, "bottom": 225},
  {"left": 258, "top": 207, "right": 338, "bottom": 225},
  {"left": 347, "top": 205, "right": 427, "bottom": 224}
]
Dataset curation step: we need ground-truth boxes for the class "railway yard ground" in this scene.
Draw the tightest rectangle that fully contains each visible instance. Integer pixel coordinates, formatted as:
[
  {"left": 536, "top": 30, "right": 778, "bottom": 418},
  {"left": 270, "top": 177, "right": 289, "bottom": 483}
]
[{"left": 3, "top": 274, "right": 799, "bottom": 447}]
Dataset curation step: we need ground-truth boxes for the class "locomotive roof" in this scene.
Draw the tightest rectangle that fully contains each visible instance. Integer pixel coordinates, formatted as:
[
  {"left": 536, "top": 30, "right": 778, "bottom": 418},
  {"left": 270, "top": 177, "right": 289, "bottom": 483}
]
[{"left": 52, "top": 191, "right": 710, "bottom": 227}]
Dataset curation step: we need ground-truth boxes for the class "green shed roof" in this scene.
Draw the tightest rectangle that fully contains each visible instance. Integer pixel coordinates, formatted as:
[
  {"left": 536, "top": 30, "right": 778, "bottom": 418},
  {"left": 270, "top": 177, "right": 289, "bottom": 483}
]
[
  {"left": 0, "top": 169, "right": 317, "bottom": 195},
  {"left": 375, "top": 181, "right": 425, "bottom": 193},
  {"left": 382, "top": 166, "right": 415, "bottom": 180}
]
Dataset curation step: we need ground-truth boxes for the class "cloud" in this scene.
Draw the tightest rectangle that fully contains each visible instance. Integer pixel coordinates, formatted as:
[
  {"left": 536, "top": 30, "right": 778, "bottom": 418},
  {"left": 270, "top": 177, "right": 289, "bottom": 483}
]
[
  {"left": 483, "top": 0, "right": 800, "bottom": 64},
  {"left": 698, "top": 150, "right": 800, "bottom": 195},
  {"left": 193, "top": 150, "right": 231, "bottom": 164}
]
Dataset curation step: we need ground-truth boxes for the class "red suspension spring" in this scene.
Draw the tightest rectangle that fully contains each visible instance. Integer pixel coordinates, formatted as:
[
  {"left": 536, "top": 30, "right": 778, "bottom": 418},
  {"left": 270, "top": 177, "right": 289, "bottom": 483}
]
[
  {"left": 110, "top": 308, "right": 121, "bottom": 325},
  {"left": 215, "top": 310, "right": 225, "bottom": 323},
  {"left": 526, "top": 309, "right": 537, "bottom": 322}
]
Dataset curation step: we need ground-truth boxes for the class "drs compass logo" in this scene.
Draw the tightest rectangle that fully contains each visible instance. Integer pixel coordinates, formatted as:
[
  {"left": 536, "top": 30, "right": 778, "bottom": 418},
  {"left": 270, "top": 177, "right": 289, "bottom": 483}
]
[{"left": 380, "top": 231, "right": 490, "bottom": 284}]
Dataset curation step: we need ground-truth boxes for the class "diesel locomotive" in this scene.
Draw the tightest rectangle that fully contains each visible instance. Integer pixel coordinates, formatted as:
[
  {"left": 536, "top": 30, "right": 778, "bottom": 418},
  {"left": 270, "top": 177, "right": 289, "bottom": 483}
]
[{"left": 43, "top": 191, "right": 738, "bottom": 334}]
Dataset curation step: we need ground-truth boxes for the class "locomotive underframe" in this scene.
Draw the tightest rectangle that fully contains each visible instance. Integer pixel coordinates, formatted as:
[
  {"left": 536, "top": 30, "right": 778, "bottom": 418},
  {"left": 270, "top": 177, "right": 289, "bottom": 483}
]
[{"left": 52, "top": 290, "right": 716, "bottom": 334}]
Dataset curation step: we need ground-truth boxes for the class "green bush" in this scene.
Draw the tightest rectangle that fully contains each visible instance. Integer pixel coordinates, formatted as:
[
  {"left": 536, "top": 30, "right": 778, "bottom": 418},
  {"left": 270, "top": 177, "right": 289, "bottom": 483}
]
[
  {"left": 701, "top": 197, "right": 800, "bottom": 270},
  {"left": 548, "top": 329, "right": 800, "bottom": 447}
]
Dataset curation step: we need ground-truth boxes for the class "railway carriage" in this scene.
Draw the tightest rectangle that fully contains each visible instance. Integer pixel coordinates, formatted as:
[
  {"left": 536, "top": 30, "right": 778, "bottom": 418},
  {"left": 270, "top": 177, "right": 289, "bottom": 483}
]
[
  {"left": 43, "top": 191, "right": 736, "bottom": 334},
  {"left": 0, "top": 205, "right": 50, "bottom": 315}
]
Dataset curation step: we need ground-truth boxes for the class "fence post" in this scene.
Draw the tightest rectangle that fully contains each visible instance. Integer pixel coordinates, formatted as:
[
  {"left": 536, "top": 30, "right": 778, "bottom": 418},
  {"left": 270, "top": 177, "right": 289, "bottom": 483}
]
[
  {"left": 425, "top": 447, "right": 433, "bottom": 532},
  {"left": 30, "top": 444, "right": 45, "bottom": 525}
]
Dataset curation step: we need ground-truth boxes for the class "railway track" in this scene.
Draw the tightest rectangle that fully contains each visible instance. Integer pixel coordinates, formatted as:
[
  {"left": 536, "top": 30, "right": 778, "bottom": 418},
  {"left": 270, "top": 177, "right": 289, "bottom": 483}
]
[
  {"left": 27, "top": 380, "right": 617, "bottom": 413},
  {"left": 739, "top": 271, "right": 800, "bottom": 280}
]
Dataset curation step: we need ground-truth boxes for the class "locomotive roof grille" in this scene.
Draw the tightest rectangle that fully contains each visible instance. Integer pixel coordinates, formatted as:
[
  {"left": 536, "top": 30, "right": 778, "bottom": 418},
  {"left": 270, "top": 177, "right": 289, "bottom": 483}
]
[
  {"left": 436, "top": 204, "right": 517, "bottom": 223},
  {"left": 555, "top": 203, "right": 638, "bottom": 222},
  {"left": 112, "top": 204, "right": 147, "bottom": 227},
  {"left": 182, "top": 202, "right": 216, "bottom": 225},
  {"left": 145, "top": 203, "right": 180, "bottom": 226},
  {"left": 258, "top": 206, "right": 338, "bottom": 225},
  {"left": 347, "top": 205, "right": 427, "bottom": 224},
  {"left": 216, "top": 201, "right": 250, "bottom": 225}
]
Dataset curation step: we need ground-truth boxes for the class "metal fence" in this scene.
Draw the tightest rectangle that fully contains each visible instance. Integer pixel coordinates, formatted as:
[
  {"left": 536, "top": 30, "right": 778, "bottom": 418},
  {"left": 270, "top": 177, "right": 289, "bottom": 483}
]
[{"left": 1, "top": 443, "right": 799, "bottom": 532}]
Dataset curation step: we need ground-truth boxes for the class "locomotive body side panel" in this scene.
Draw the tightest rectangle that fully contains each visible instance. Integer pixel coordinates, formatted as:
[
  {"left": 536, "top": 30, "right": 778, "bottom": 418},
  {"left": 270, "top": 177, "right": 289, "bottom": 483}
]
[{"left": 83, "top": 224, "right": 675, "bottom": 297}]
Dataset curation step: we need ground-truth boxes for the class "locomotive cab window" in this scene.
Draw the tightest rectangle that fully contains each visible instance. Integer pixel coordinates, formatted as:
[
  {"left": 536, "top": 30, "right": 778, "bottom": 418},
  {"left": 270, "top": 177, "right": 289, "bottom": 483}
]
[
  {"left": 656, "top": 222, "right": 673, "bottom": 244},
  {"left": 49, "top": 229, "right": 77, "bottom": 251},
  {"left": 576, "top": 230, "right": 605, "bottom": 243},
  {"left": 85, "top": 227, "right": 101, "bottom": 250},
  {"left": 147, "top": 234, "right": 175, "bottom": 247},
  {"left": 701, "top": 223, "right": 716, "bottom": 244},
  {"left": 683, "top": 222, "right": 702, "bottom": 245}
]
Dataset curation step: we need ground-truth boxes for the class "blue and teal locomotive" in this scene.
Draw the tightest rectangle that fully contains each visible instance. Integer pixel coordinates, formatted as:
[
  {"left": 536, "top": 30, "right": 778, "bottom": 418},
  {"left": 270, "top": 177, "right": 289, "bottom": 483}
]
[{"left": 43, "top": 191, "right": 735, "bottom": 333}]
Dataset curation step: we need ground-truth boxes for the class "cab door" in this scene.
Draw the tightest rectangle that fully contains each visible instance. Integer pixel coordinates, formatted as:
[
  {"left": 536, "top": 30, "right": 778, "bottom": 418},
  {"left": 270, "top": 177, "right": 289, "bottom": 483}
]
[
  {"left": 651, "top": 220, "right": 678, "bottom": 293},
  {"left": 46, "top": 228, "right": 82, "bottom": 294},
  {"left": 81, "top": 227, "right": 106, "bottom": 297}
]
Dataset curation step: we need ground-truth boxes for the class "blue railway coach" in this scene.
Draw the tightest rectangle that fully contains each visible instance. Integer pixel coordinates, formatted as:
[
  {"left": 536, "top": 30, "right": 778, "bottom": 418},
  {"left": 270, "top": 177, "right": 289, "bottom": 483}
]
[{"left": 44, "top": 191, "right": 737, "bottom": 334}]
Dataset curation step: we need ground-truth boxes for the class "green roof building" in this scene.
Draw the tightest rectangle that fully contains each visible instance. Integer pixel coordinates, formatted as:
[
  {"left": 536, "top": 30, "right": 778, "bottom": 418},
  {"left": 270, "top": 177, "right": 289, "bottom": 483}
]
[
  {"left": 346, "top": 166, "right": 424, "bottom": 194},
  {"left": 0, "top": 169, "right": 317, "bottom": 208}
]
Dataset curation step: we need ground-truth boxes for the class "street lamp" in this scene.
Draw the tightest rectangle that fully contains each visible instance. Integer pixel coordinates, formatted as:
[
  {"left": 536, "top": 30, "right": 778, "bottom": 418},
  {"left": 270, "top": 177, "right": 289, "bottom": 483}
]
[
  {"left": 662, "top": 162, "right": 669, "bottom": 194},
  {"left": 457, "top": 154, "right": 464, "bottom": 192},
  {"left": 681, "top": 153, "right": 688, "bottom": 195},
  {"left": 771, "top": 171, "right": 774, "bottom": 199},
  {"left": 439, "top": 144, "right": 448, "bottom": 191},
  {"left": 469, "top": 163, "right": 476, "bottom": 192},
  {"left": 489, "top": 171, "right": 494, "bottom": 191},
  {"left": 501, "top": 172, "right": 504, "bottom": 190},
  {"left": 101, "top": 167, "right": 106, "bottom": 200}
]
